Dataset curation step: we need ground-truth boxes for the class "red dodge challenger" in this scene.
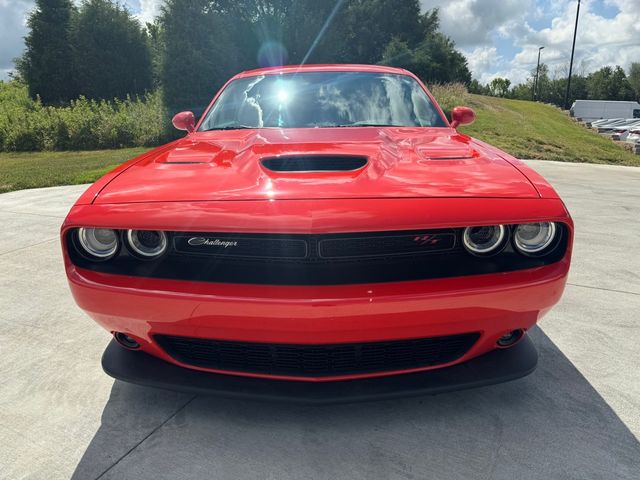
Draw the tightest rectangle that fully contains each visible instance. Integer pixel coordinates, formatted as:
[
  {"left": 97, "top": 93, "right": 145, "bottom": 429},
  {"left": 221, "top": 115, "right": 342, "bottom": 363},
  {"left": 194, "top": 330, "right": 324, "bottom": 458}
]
[{"left": 62, "top": 65, "right": 573, "bottom": 403}]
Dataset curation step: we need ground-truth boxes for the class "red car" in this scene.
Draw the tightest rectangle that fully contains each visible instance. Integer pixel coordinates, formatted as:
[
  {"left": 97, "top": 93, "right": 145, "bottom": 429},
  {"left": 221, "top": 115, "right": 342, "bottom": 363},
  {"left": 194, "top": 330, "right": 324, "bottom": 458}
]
[{"left": 62, "top": 65, "right": 573, "bottom": 403}]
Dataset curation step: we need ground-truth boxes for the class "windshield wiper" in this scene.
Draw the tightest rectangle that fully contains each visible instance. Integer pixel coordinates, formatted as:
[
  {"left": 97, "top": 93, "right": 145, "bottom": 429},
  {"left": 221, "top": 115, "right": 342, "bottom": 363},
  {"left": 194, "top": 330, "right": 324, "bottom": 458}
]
[
  {"left": 332, "top": 123, "right": 398, "bottom": 128},
  {"left": 202, "top": 125, "right": 255, "bottom": 131}
]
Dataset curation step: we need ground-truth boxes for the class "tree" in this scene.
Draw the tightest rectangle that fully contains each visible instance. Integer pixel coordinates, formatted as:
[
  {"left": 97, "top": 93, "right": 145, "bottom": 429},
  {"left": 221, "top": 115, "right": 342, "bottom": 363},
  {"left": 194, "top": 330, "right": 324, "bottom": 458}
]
[
  {"left": 157, "top": 0, "right": 471, "bottom": 112},
  {"left": 381, "top": 37, "right": 415, "bottom": 70},
  {"left": 17, "top": 0, "right": 77, "bottom": 104},
  {"left": 231, "top": 0, "right": 426, "bottom": 66},
  {"left": 72, "top": 0, "right": 152, "bottom": 100},
  {"left": 511, "top": 82, "right": 533, "bottom": 100},
  {"left": 468, "top": 79, "right": 486, "bottom": 95},
  {"left": 586, "top": 66, "right": 635, "bottom": 101},
  {"left": 146, "top": 19, "right": 164, "bottom": 90},
  {"left": 410, "top": 33, "right": 471, "bottom": 85},
  {"left": 333, "top": 0, "right": 424, "bottom": 65},
  {"left": 543, "top": 75, "right": 587, "bottom": 107},
  {"left": 226, "top": 0, "right": 337, "bottom": 64},
  {"left": 489, "top": 77, "right": 510, "bottom": 97},
  {"left": 627, "top": 63, "right": 640, "bottom": 101},
  {"left": 379, "top": 8, "right": 471, "bottom": 85},
  {"left": 531, "top": 63, "right": 550, "bottom": 101},
  {"left": 569, "top": 75, "right": 588, "bottom": 103},
  {"left": 158, "top": 0, "right": 243, "bottom": 114}
]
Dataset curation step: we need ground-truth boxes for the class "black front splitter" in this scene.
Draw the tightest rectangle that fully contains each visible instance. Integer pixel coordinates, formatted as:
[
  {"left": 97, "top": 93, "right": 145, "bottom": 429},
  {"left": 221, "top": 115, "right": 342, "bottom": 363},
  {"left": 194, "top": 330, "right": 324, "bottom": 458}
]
[{"left": 102, "top": 336, "right": 537, "bottom": 404}]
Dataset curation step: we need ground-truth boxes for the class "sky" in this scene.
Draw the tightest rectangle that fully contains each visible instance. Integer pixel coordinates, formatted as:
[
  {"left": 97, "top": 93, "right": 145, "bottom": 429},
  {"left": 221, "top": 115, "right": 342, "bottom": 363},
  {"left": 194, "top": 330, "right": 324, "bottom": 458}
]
[
  {"left": 1, "top": 0, "right": 638, "bottom": 84},
  {"left": 421, "top": 0, "right": 640, "bottom": 84}
]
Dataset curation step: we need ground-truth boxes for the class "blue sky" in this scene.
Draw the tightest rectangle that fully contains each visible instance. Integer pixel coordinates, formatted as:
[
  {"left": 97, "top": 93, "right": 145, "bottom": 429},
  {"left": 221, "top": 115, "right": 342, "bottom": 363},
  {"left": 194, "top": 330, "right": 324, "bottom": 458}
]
[
  {"left": 422, "top": 0, "right": 640, "bottom": 84},
  {"left": 1, "top": 0, "right": 638, "bottom": 83}
]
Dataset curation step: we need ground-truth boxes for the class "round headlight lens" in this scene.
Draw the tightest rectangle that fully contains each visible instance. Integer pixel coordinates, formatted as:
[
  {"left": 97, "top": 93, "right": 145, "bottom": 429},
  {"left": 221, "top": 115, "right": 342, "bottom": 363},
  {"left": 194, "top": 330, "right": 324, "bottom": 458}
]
[
  {"left": 514, "top": 222, "right": 557, "bottom": 254},
  {"left": 127, "top": 230, "right": 168, "bottom": 258},
  {"left": 462, "top": 225, "right": 506, "bottom": 255},
  {"left": 77, "top": 228, "right": 119, "bottom": 259}
]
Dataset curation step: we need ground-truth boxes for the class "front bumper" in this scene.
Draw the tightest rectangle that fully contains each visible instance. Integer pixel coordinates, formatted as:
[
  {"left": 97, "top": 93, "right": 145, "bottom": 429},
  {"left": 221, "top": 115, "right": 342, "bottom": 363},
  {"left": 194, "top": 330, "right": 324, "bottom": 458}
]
[
  {"left": 63, "top": 197, "right": 572, "bottom": 383},
  {"left": 68, "top": 259, "right": 567, "bottom": 381},
  {"left": 103, "top": 334, "right": 538, "bottom": 404}
]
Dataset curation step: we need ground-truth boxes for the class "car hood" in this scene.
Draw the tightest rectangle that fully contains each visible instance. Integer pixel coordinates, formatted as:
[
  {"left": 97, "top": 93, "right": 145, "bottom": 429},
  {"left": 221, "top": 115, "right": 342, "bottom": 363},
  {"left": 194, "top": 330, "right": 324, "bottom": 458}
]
[{"left": 94, "top": 127, "right": 539, "bottom": 204}]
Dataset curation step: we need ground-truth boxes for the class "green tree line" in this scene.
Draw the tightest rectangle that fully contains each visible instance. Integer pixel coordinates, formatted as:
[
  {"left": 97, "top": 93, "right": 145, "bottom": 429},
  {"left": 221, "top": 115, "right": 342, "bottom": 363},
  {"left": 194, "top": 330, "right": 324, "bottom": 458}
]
[
  {"left": 15, "top": 0, "right": 472, "bottom": 115},
  {"left": 470, "top": 63, "right": 640, "bottom": 108},
  {"left": 17, "top": 0, "right": 152, "bottom": 104}
]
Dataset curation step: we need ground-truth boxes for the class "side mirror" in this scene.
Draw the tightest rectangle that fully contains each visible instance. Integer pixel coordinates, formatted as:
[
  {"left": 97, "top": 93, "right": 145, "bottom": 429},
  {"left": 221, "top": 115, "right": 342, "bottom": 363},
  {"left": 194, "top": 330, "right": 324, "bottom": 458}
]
[
  {"left": 172, "top": 111, "right": 196, "bottom": 133},
  {"left": 450, "top": 106, "right": 476, "bottom": 128}
]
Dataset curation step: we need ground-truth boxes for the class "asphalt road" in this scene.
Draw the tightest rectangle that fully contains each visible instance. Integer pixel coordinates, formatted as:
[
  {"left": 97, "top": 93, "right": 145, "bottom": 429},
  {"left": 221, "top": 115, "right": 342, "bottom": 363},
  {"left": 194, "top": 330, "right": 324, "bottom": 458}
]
[{"left": 0, "top": 160, "right": 638, "bottom": 479}]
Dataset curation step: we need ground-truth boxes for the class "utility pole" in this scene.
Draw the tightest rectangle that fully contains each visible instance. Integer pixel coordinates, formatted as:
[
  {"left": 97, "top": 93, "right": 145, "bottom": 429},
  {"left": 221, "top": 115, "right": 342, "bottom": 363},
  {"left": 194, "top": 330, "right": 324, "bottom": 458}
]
[
  {"left": 564, "top": 0, "right": 581, "bottom": 109},
  {"left": 533, "top": 46, "right": 544, "bottom": 101}
]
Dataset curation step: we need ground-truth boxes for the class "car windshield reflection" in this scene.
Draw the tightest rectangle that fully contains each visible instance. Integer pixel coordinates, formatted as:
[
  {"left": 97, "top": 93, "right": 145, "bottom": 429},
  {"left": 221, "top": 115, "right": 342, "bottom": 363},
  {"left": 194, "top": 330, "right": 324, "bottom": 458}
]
[{"left": 199, "top": 71, "right": 446, "bottom": 131}]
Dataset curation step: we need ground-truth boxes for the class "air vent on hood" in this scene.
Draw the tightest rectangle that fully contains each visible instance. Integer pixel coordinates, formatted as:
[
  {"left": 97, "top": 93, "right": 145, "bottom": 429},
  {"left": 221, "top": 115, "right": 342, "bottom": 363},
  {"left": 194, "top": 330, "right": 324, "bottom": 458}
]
[{"left": 261, "top": 155, "right": 368, "bottom": 172}]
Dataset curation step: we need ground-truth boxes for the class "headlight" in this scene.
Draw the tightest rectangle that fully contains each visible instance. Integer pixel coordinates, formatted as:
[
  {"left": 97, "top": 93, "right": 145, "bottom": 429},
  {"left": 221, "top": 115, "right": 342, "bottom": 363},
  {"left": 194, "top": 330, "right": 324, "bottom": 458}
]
[
  {"left": 462, "top": 225, "right": 506, "bottom": 255},
  {"left": 126, "top": 230, "right": 168, "bottom": 258},
  {"left": 77, "top": 228, "right": 119, "bottom": 259},
  {"left": 514, "top": 222, "right": 557, "bottom": 254}
]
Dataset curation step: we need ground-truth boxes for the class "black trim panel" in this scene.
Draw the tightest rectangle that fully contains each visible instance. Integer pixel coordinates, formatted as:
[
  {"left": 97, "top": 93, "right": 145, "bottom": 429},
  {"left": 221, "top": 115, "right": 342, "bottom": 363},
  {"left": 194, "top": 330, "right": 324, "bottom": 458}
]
[
  {"left": 173, "top": 234, "right": 308, "bottom": 259},
  {"left": 66, "top": 225, "right": 568, "bottom": 286},
  {"left": 102, "top": 335, "right": 538, "bottom": 404}
]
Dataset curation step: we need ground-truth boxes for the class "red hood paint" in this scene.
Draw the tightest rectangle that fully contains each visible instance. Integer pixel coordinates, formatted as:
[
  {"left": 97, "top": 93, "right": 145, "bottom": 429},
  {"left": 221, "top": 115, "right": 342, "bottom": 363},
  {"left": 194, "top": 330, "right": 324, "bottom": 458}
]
[{"left": 94, "top": 127, "right": 539, "bottom": 204}]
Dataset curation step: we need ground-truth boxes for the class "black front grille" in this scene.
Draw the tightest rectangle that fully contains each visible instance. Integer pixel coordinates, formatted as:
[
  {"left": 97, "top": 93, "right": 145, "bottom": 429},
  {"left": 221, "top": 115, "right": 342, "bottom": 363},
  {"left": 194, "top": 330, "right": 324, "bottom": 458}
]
[
  {"left": 172, "top": 231, "right": 455, "bottom": 260},
  {"left": 319, "top": 232, "right": 455, "bottom": 258},
  {"left": 155, "top": 333, "right": 480, "bottom": 377},
  {"left": 173, "top": 235, "right": 308, "bottom": 259},
  {"left": 66, "top": 225, "right": 568, "bottom": 285}
]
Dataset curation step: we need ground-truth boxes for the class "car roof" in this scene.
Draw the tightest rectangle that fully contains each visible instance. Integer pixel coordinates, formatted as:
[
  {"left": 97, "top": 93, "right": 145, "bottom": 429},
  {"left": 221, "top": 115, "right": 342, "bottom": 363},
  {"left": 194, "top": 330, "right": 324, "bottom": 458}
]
[{"left": 233, "top": 64, "right": 412, "bottom": 79}]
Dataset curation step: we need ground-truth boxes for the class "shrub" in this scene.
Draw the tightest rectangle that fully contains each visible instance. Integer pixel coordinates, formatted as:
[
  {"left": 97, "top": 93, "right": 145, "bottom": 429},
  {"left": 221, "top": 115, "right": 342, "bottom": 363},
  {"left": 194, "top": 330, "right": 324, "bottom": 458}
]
[
  {"left": 0, "top": 80, "right": 170, "bottom": 152},
  {"left": 428, "top": 82, "right": 469, "bottom": 118}
]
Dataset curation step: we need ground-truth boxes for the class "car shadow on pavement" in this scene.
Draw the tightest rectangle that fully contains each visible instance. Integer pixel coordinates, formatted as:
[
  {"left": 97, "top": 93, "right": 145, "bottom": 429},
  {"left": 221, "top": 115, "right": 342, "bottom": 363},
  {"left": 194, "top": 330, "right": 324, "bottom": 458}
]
[{"left": 73, "top": 327, "right": 640, "bottom": 480}]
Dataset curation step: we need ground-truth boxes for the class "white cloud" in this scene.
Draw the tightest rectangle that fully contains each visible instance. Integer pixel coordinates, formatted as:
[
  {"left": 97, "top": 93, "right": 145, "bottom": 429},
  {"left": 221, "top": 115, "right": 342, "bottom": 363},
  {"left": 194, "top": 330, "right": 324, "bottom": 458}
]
[
  {"left": 461, "top": 46, "right": 505, "bottom": 83},
  {"left": 421, "top": 0, "right": 536, "bottom": 48},
  {"left": 421, "top": 0, "right": 640, "bottom": 85},
  {"left": 136, "top": 0, "right": 163, "bottom": 25},
  {"left": 512, "top": 1, "right": 640, "bottom": 79},
  {"left": 0, "top": 0, "right": 32, "bottom": 79}
]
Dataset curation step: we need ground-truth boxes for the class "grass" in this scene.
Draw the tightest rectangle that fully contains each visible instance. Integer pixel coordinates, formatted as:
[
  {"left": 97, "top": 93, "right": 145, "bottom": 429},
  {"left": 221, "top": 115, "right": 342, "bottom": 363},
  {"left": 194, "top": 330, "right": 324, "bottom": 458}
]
[
  {"left": 433, "top": 88, "right": 639, "bottom": 166},
  {"left": 0, "top": 147, "right": 150, "bottom": 194}
]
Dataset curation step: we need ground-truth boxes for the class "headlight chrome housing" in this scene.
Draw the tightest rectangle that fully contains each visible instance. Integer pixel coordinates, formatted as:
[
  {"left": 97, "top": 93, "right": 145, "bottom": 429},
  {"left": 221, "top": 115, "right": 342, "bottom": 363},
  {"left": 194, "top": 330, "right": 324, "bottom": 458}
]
[
  {"left": 513, "top": 222, "right": 557, "bottom": 255},
  {"left": 126, "top": 230, "right": 168, "bottom": 259},
  {"left": 77, "top": 228, "right": 119, "bottom": 260},
  {"left": 462, "top": 225, "right": 506, "bottom": 256}
]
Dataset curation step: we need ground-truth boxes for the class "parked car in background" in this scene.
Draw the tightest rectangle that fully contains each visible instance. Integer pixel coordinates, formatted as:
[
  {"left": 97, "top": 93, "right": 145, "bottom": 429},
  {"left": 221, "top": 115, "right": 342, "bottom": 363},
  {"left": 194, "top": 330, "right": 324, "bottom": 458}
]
[
  {"left": 589, "top": 118, "right": 621, "bottom": 127},
  {"left": 622, "top": 129, "right": 640, "bottom": 144},
  {"left": 612, "top": 120, "right": 640, "bottom": 136},
  {"left": 571, "top": 100, "right": 640, "bottom": 121},
  {"left": 62, "top": 64, "right": 573, "bottom": 403},
  {"left": 595, "top": 119, "right": 640, "bottom": 133}
]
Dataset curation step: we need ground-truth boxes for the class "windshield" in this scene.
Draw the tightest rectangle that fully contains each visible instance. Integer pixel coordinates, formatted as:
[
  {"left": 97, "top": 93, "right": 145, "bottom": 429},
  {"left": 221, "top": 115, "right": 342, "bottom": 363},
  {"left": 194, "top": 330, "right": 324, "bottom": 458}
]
[{"left": 198, "top": 71, "right": 447, "bottom": 131}]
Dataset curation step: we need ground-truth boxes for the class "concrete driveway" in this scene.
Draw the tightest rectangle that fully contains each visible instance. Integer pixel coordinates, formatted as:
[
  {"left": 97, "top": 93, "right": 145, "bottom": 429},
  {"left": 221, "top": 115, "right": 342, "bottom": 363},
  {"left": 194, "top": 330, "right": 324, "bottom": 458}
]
[{"left": 0, "top": 160, "right": 638, "bottom": 479}]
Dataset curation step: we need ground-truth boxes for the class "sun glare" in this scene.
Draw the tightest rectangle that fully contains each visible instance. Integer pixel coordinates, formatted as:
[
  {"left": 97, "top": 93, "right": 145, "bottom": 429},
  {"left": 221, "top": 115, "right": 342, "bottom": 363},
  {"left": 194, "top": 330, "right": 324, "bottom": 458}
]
[{"left": 276, "top": 89, "right": 290, "bottom": 103}]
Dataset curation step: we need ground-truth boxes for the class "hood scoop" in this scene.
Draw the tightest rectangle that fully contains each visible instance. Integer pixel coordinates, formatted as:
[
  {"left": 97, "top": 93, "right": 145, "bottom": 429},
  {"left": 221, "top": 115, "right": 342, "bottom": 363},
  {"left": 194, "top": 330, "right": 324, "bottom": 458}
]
[{"left": 261, "top": 155, "right": 368, "bottom": 173}]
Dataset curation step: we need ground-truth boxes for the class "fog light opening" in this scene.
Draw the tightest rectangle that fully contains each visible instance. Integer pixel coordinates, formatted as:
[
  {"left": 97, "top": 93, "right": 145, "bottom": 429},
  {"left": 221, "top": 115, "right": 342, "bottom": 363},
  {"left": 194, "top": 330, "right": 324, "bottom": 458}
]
[
  {"left": 497, "top": 329, "right": 524, "bottom": 348},
  {"left": 114, "top": 332, "right": 140, "bottom": 350}
]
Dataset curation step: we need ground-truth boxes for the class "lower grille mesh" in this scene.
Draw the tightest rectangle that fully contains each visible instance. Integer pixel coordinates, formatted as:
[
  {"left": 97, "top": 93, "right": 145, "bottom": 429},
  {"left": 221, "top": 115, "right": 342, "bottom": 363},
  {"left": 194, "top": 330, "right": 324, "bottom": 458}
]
[{"left": 155, "top": 333, "right": 480, "bottom": 377}]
